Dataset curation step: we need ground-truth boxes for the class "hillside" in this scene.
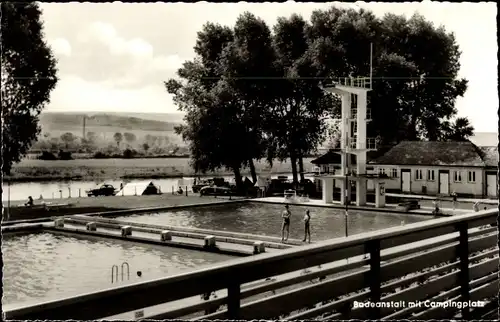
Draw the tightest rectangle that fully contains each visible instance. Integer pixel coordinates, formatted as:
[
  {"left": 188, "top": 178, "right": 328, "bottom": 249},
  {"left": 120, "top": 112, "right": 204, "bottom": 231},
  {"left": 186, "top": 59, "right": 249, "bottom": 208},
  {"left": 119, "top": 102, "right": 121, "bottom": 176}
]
[{"left": 39, "top": 112, "right": 183, "bottom": 132}]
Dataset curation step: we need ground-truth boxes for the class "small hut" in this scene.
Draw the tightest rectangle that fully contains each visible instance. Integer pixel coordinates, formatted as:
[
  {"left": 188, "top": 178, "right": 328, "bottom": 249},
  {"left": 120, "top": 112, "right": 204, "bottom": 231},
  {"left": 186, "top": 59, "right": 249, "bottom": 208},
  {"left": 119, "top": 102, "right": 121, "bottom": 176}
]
[{"left": 119, "top": 181, "right": 160, "bottom": 196}]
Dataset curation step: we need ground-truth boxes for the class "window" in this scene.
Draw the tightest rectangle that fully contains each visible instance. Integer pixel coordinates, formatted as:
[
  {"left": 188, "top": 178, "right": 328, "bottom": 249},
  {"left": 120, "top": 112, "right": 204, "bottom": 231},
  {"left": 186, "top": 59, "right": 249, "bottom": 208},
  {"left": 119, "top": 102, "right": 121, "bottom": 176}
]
[
  {"left": 427, "top": 170, "right": 435, "bottom": 181},
  {"left": 391, "top": 168, "right": 398, "bottom": 178},
  {"left": 378, "top": 168, "right": 386, "bottom": 175},
  {"left": 415, "top": 169, "right": 424, "bottom": 180},
  {"left": 454, "top": 171, "right": 462, "bottom": 183},
  {"left": 468, "top": 171, "right": 476, "bottom": 183}
]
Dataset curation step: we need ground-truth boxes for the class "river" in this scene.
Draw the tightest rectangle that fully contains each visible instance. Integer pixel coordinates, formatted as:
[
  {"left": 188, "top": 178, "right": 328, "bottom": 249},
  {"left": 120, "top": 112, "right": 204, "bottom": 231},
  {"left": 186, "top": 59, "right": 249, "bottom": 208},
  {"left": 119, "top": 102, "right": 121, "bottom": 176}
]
[{"left": 2, "top": 173, "right": 313, "bottom": 202}]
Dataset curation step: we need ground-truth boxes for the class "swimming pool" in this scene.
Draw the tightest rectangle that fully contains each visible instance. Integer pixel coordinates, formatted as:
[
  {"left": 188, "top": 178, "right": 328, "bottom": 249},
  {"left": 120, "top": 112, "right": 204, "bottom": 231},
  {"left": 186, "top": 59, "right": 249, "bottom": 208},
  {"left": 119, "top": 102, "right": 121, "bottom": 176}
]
[
  {"left": 2, "top": 232, "right": 233, "bottom": 306},
  {"left": 110, "top": 202, "right": 431, "bottom": 242}
]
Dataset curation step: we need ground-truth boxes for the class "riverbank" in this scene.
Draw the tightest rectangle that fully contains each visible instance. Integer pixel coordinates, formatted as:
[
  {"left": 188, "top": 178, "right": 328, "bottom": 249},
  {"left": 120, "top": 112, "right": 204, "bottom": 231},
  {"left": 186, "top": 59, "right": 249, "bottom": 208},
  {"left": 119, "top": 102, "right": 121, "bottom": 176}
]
[
  {"left": 3, "top": 194, "right": 243, "bottom": 222},
  {"left": 5, "top": 157, "right": 312, "bottom": 182}
]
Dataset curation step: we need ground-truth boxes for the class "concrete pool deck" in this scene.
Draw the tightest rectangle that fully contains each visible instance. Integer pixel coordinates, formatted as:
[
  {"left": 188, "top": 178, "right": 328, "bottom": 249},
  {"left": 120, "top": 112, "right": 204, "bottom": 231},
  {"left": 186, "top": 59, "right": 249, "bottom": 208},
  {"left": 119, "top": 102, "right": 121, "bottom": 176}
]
[
  {"left": 2, "top": 194, "right": 247, "bottom": 223},
  {"left": 250, "top": 197, "right": 473, "bottom": 216}
]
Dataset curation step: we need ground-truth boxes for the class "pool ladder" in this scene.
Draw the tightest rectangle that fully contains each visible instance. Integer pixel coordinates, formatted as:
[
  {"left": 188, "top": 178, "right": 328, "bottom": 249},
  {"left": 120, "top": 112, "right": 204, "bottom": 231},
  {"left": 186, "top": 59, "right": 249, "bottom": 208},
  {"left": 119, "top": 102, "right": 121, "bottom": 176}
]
[{"left": 111, "top": 261, "right": 130, "bottom": 284}]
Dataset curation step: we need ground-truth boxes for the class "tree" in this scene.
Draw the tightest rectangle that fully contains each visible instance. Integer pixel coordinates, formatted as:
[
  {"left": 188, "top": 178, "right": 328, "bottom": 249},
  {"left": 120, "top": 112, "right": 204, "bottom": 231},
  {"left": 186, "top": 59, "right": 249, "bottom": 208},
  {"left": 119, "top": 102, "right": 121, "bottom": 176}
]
[
  {"left": 218, "top": 12, "right": 278, "bottom": 184},
  {"left": 142, "top": 142, "right": 150, "bottom": 153},
  {"left": 166, "top": 21, "right": 254, "bottom": 190},
  {"left": 442, "top": 117, "right": 474, "bottom": 141},
  {"left": 123, "top": 132, "right": 136, "bottom": 145},
  {"left": 269, "top": 14, "right": 338, "bottom": 183},
  {"left": 306, "top": 8, "right": 469, "bottom": 145},
  {"left": 113, "top": 132, "right": 123, "bottom": 147},
  {"left": 86, "top": 131, "right": 98, "bottom": 144},
  {"left": 1, "top": 2, "right": 58, "bottom": 174},
  {"left": 60, "top": 132, "right": 76, "bottom": 148}
]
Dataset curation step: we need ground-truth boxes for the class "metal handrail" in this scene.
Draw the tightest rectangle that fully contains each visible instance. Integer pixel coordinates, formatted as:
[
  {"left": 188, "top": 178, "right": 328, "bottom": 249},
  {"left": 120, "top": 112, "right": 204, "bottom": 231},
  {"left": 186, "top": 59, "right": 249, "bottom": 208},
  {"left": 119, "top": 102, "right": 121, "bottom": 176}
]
[
  {"left": 111, "top": 265, "right": 118, "bottom": 284},
  {"left": 122, "top": 262, "right": 130, "bottom": 282},
  {"left": 111, "top": 262, "right": 130, "bottom": 284}
]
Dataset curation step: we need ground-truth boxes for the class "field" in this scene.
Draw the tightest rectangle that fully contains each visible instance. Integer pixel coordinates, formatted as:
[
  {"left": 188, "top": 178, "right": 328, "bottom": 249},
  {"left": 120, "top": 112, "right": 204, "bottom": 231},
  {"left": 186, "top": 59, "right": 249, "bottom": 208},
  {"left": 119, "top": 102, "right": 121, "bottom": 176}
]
[{"left": 7, "top": 157, "right": 314, "bottom": 182}]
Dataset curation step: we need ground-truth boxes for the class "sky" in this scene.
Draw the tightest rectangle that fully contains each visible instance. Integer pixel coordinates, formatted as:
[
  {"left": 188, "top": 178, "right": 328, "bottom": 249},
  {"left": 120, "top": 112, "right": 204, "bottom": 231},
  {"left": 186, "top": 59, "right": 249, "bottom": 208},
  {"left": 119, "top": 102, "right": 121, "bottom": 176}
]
[{"left": 39, "top": 1, "right": 498, "bottom": 132}]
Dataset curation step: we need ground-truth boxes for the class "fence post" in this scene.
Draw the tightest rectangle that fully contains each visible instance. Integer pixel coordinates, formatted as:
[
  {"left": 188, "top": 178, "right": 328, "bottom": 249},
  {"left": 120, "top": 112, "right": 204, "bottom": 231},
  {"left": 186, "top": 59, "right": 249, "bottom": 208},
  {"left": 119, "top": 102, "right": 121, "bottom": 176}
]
[
  {"left": 68, "top": 187, "right": 71, "bottom": 198},
  {"left": 458, "top": 221, "right": 470, "bottom": 319},
  {"left": 186, "top": 186, "right": 188, "bottom": 197},
  {"left": 79, "top": 188, "right": 81, "bottom": 198},
  {"left": 366, "top": 239, "right": 381, "bottom": 319},
  {"left": 59, "top": 190, "right": 62, "bottom": 199},
  {"left": 227, "top": 278, "right": 241, "bottom": 319},
  {"left": 172, "top": 186, "right": 174, "bottom": 195}
]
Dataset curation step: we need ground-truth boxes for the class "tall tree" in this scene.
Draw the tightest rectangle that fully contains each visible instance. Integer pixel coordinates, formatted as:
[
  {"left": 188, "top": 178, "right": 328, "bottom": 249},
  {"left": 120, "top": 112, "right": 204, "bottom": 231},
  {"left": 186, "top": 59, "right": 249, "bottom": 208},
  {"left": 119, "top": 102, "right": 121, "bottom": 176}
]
[
  {"left": 1, "top": 2, "right": 58, "bottom": 174},
  {"left": 60, "top": 132, "right": 76, "bottom": 148},
  {"left": 123, "top": 132, "right": 136, "bottom": 145},
  {"left": 270, "top": 14, "right": 338, "bottom": 183},
  {"left": 113, "top": 132, "right": 123, "bottom": 147},
  {"left": 442, "top": 117, "right": 474, "bottom": 141},
  {"left": 166, "top": 23, "right": 252, "bottom": 190},
  {"left": 307, "top": 8, "right": 469, "bottom": 145},
  {"left": 219, "top": 12, "right": 278, "bottom": 183}
]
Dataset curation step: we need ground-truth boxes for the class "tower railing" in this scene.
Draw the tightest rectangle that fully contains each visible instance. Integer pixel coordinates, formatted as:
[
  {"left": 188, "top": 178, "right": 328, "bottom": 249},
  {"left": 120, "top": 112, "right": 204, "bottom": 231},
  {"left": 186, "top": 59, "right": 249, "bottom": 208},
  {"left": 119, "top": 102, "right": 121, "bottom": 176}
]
[
  {"left": 350, "top": 108, "right": 372, "bottom": 120},
  {"left": 324, "top": 76, "right": 371, "bottom": 89},
  {"left": 347, "top": 137, "right": 377, "bottom": 151}
]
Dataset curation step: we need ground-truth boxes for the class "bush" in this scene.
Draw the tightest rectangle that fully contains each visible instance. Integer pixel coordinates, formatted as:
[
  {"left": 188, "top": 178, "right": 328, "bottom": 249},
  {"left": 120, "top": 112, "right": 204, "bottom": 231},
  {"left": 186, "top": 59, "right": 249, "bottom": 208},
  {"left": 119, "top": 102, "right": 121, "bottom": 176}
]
[
  {"left": 58, "top": 150, "right": 73, "bottom": 160},
  {"left": 123, "top": 148, "right": 138, "bottom": 159},
  {"left": 38, "top": 151, "right": 57, "bottom": 160},
  {"left": 93, "top": 151, "right": 108, "bottom": 159}
]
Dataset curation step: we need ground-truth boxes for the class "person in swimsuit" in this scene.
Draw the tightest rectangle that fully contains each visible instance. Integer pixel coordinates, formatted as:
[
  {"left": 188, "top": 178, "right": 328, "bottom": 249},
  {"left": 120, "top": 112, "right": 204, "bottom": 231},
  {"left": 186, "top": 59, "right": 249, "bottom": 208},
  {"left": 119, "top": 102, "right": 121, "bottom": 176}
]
[
  {"left": 303, "top": 210, "right": 311, "bottom": 243},
  {"left": 451, "top": 191, "right": 457, "bottom": 211},
  {"left": 281, "top": 204, "right": 291, "bottom": 242}
]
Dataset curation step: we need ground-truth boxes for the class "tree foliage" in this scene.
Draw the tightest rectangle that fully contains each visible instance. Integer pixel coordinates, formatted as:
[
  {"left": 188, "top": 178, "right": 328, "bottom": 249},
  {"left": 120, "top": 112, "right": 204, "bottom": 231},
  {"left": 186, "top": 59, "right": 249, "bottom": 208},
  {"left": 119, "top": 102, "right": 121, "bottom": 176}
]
[
  {"left": 123, "top": 132, "right": 136, "bottom": 144},
  {"left": 1, "top": 2, "right": 58, "bottom": 174},
  {"left": 113, "top": 132, "right": 123, "bottom": 147},
  {"left": 165, "top": 6, "right": 472, "bottom": 187}
]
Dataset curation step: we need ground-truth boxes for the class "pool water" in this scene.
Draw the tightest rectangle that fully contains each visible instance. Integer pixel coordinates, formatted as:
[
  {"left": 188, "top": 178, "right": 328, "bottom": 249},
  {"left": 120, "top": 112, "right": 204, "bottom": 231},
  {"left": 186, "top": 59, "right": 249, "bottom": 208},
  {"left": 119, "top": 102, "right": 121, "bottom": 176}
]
[
  {"left": 2, "top": 232, "right": 233, "bottom": 306},
  {"left": 111, "top": 202, "right": 431, "bottom": 241}
]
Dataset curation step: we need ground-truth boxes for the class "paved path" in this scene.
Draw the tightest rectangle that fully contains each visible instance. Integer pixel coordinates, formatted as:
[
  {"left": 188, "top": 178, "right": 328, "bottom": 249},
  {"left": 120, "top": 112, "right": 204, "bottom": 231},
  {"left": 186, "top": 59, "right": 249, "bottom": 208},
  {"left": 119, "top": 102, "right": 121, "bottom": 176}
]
[
  {"left": 251, "top": 197, "right": 473, "bottom": 216},
  {"left": 386, "top": 193, "right": 498, "bottom": 205}
]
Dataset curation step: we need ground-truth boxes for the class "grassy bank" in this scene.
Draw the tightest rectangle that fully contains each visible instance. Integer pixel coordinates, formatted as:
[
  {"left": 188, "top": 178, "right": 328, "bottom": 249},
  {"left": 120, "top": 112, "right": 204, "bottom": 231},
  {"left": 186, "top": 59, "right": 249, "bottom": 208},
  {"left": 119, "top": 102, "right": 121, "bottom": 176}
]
[{"left": 6, "top": 157, "right": 314, "bottom": 182}]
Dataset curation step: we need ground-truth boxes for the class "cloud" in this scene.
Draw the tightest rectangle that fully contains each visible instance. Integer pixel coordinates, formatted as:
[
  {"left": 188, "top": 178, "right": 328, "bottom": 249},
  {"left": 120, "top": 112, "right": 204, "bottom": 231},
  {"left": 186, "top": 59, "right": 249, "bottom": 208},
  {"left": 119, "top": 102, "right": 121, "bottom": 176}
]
[
  {"left": 59, "top": 21, "right": 183, "bottom": 88},
  {"left": 48, "top": 75, "right": 178, "bottom": 113},
  {"left": 49, "top": 38, "right": 72, "bottom": 57}
]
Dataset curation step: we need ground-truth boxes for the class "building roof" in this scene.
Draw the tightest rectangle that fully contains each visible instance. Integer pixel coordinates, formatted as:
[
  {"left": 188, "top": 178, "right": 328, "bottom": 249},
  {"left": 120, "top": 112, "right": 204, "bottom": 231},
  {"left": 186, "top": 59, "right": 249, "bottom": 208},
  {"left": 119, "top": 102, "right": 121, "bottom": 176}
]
[
  {"left": 370, "top": 141, "right": 486, "bottom": 167},
  {"left": 478, "top": 146, "right": 499, "bottom": 167},
  {"left": 311, "top": 150, "right": 342, "bottom": 165}
]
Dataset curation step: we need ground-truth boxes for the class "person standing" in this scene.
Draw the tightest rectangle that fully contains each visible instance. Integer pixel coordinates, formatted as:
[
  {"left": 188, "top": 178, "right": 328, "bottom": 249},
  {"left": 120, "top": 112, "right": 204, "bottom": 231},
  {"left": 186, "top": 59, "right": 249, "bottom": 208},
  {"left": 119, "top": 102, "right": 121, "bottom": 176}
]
[
  {"left": 281, "top": 204, "right": 291, "bottom": 242},
  {"left": 303, "top": 209, "right": 311, "bottom": 243},
  {"left": 451, "top": 191, "right": 458, "bottom": 211}
]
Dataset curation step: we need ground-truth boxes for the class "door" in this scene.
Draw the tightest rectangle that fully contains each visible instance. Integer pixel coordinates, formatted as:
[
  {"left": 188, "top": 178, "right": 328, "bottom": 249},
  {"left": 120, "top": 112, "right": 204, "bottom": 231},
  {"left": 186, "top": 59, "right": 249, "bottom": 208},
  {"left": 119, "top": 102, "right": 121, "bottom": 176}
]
[
  {"left": 486, "top": 174, "right": 497, "bottom": 197},
  {"left": 401, "top": 171, "right": 411, "bottom": 192},
  {"left": 439, "top": 172, "right": 449, "bottom": 195}
]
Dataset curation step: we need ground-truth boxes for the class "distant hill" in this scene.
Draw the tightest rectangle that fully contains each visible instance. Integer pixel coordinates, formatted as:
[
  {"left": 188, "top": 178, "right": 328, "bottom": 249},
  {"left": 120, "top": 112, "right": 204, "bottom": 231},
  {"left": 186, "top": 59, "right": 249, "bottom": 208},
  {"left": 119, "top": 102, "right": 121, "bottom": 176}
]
[
  {"left": 39, "top": 112, "right": 183, "bottom": 132},
  {"left": 469, "top": 132, "right": 498, "bottom": 147}
]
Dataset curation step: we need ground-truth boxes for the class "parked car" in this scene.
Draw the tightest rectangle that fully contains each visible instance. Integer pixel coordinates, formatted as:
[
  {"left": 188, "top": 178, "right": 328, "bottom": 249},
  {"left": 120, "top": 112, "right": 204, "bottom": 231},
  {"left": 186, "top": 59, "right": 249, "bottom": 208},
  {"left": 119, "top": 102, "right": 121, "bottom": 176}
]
[
  {"left": 200, "top": 186, "right": 232, "bottom": 196},
  {"left": 86, "top": 184, "right": 117, "bottom": 197}
]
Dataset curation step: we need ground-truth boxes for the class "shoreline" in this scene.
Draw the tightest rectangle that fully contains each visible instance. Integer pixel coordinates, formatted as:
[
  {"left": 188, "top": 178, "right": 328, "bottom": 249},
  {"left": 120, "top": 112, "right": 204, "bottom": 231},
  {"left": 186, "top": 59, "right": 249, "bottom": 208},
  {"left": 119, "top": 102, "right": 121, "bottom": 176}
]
[
  {"left": 5, "top": 157, "right": 311, "bottom": 183},
  {"left": 3, "top": 170, "right": 295, "bottom": 183}
]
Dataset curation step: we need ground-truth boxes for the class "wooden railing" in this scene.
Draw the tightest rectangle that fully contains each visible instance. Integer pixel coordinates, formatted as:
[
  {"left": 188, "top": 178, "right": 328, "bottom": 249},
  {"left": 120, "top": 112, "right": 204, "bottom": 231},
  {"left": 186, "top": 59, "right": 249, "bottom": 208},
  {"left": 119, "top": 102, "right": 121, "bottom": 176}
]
[{"left": 4, "top": 209, "right": 498, "bottom": 320}]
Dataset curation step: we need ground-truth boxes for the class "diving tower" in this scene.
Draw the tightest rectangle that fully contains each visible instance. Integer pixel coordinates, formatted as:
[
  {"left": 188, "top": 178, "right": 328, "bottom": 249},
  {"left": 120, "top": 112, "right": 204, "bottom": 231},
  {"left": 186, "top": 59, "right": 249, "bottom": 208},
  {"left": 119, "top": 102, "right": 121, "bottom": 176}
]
[{"left": 317, "top": 74, "right": 389, "bottom": 208}]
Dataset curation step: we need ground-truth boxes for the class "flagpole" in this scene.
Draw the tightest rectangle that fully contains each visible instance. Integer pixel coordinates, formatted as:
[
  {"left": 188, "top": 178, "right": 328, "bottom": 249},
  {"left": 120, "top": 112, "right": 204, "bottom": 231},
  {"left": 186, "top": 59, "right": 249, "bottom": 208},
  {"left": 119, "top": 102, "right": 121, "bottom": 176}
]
[{"left": 369, "top": 42, "right": 373, "bottom": 89}]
